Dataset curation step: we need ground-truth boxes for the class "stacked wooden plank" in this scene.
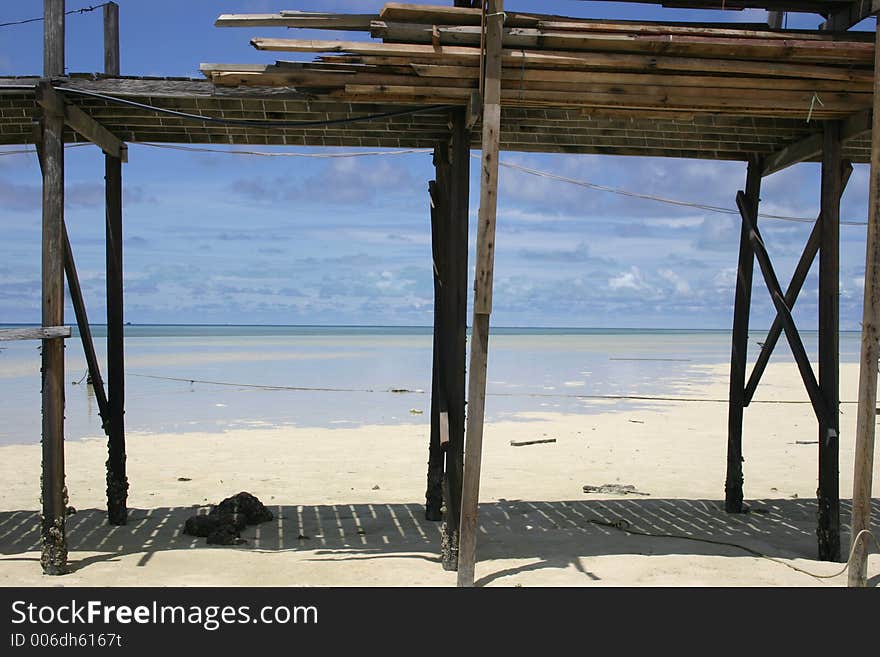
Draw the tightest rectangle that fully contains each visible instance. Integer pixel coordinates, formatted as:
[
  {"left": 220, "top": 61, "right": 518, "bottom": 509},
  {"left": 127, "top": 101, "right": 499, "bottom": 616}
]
[{"left": 202, "top": 3, "right": 874, "bottom": 120}]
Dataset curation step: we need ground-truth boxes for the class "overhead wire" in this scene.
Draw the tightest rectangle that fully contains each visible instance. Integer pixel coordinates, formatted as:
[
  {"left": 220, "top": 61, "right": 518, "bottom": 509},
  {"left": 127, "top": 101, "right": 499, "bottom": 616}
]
[
  {"left": 0, "top": 3, "right": 109, "bottom": 29},
  {"left": 56, "top": 87, "right": 455, "bottom": 129}
]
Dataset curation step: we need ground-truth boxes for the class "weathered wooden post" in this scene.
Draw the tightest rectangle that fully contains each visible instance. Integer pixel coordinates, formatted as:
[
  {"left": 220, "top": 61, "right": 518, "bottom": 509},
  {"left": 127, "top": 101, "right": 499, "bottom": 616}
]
[
  {"left": 440, "top": 108, "right": 470, "bottom": 571},
  {"left": 457, "top": 0, "right": 503, "bottom": 588},
  {"left": 818, "top": 121, "right": 842, "bottom": 561},
  {"left": 725, "top": 156, "right": 762, "bottom": 513},
  {"left": 104, "top": 0, "right": 128, "bottom": 525},
  {"left": 426, "top": 143, "right": 451, "bottom": 523},
  {"left": 848, "top": 18, "right": 880, "bottom": 587},
  {"left": 40, "top": 0, "right": 68, "bottom": 576}
]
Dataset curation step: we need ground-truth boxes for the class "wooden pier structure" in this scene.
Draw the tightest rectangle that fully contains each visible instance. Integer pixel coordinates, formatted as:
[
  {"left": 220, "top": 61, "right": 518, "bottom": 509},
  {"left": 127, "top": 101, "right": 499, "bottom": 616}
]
[{"left": 1, "top": 0, "right": 878, "bottom": 586}]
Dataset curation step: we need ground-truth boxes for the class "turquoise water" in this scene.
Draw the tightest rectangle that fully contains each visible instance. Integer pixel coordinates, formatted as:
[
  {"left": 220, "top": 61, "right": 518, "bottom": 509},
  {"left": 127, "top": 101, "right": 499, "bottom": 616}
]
[{"left": 0, "top": 325, "right": 863, "bottom": 446}]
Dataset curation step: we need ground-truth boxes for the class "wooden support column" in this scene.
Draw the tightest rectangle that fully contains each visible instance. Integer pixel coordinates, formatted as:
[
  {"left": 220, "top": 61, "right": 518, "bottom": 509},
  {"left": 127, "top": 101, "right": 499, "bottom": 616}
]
[
  {"left": 818, "top": 121, "right": 842, "bottom": 562},
  {"left": 458, "top": 0, "right": 503, "bottom": 588},
  {"left": 426, "top": 143, "right": 451, "bottom": 523},
  {"left": 40, "top": 0, "right": 67, "bottom": 576},
  {"left": 104, "top": 0, "right": 128, "bottom": 526},
  {"left": 440, "top": 108, "right": 470, "bottom": 571},
  {"left": 849, "top": 18, "right": 880, "bottom": 587},
  {"left": 725, "top": 156, "right": 762, "bottom": 514}
]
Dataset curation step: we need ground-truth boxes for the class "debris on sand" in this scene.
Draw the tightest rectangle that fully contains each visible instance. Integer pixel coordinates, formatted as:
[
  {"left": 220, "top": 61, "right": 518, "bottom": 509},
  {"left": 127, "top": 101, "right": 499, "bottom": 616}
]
[
  {"left": 510, "top": 438, "right": 557, "bottom": 447},
  {"left": 183, "top": 491, "right": 274, "bottom": 545},
  {"left": 583, "top": 483, "right": 650, "bottom": 496}
]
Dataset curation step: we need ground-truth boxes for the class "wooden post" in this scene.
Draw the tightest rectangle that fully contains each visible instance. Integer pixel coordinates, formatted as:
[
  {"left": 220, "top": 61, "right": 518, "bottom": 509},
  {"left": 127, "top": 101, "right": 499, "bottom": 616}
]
[
  {"left": 849, "top": 18, "right": 880, "bottom": 587},
  {"left": 458, "top": 0, "right": 503, "bottom": 588},
  {"left": 40, "top": 0, "right": 67, "bottom": 576},
  {"left": 725, "top": 156, "right": 762, "bottom": 514},
  {"left": 441, "top": 108, "right": 470, "bottom": 571},
  {"left": 817, "top": 121, "right": 842, "bottom": 562},
  {"left": 426, "top": 145, "right": 450, "bottom": 523},
  {"left": 104, "top": 0, "right": 128, "bottom": 525}
]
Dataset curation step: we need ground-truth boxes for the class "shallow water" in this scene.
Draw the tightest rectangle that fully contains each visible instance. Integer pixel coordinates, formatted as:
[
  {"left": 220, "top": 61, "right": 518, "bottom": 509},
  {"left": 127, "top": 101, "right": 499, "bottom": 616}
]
[{"left": 0, "top": 325, "right": 862, "bottom": 445}]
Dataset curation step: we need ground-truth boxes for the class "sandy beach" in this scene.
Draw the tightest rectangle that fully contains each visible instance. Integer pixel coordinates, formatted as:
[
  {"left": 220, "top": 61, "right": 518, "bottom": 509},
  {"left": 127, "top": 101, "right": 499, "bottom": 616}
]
[{"left": 0, "top": 360, "right": 877, "bottom": 587}]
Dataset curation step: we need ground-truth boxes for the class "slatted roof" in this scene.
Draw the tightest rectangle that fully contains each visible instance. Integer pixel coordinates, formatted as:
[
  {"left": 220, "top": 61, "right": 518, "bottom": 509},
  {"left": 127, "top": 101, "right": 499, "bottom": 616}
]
[{"left": 0, "top": 1, "right": 875, "bottom": 163}]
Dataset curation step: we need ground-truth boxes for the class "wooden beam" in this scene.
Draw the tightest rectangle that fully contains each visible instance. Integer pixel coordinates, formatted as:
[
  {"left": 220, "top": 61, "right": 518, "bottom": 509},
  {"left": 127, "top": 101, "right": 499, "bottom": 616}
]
[
  {"left": 441, "top": 107, "right": 471, "bottom": 572},
  {"left": 40, "top": 0, "right": 68, "bottom": 577},
  {"left": 426, "top": 148, "right": 450, "bottom": 524},
  {"left": 253, "top": 38, "right": 874, "bottom": 82},
  {"left": 817, "top": 120, "right": 842, "bottom": 562},
  {"left": 849, "top": 16, "right": 880, "bottom": 588},
  {"left": 35, "top": 83, "right": 128, "bottom": 162},
  {"left": 725, "top": 157, "right": 761, "bottom": 514},
  {"left": 762, "top": 108, "right": 871, "bottom": 176},
  {"left": 458, "top": 0, "right": 503, "bottom": 589},
  {"left": 737, "top": 190, "right": 831, "bottom": 428},
  {"left": 104, "top": 3, "right": 119, "bottom": 76},
  {"left": 744, "top": 162, "right": 852, "bottom": 404},
  {"left": 820, "top": 0, "right": 880, "bottom": 31},
  {"left": 0, "top": 326, "right": 70, "bottom": 341},
  {"left": 62, "top": 223, "right": 110, "bottom": 431},
  {"left": 216, "top": 12, "right": 377, "bottom": 29},
  {"left": 104, "top": 0, "right": 127, "bottom": 526}
]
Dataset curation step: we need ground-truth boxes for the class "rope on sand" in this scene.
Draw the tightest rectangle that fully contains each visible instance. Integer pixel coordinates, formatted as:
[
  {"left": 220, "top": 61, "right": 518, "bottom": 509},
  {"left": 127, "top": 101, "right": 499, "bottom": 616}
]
[{"left": 589, "top": 518, "right": 880, "bottom": 581}]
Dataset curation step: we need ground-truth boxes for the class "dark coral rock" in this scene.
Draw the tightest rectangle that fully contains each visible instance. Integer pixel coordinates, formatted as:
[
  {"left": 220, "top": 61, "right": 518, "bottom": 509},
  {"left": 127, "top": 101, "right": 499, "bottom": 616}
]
[
  {"left": 211, "top": 492, "right": 273, "bottom": 525},
  {"left": 184, "top": 514, "right": 223, "bottom": 538},
  {"left": 206, "top": 524, "right": 243, "bottom": 546}
]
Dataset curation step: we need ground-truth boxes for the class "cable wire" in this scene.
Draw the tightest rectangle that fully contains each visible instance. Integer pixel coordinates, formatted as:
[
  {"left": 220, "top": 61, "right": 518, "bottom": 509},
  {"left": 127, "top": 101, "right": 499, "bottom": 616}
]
[
  {"left": 0, "top": 3, "right": 109, "bottom": 29},
  {"left": 593, "top": 517, "right": 879, "bottom": 581},
  {"left": 56, "top": 87, "right": 454, "bottom": 129},
  {"left": 494, "top": 157, "right": 869, "bottom": 226}
]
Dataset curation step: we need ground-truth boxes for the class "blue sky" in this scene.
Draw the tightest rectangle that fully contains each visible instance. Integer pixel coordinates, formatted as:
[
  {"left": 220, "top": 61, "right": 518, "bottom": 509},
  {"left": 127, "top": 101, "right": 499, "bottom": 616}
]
[{"left": 0, "top": 1, "right": 874, "bottom": 328}]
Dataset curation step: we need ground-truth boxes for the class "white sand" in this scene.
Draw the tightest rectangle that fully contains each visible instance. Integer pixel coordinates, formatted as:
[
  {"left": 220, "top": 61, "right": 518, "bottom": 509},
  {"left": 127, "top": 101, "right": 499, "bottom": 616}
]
[{"left": 0, "top": 361, "right": 877, "bottom": 587}]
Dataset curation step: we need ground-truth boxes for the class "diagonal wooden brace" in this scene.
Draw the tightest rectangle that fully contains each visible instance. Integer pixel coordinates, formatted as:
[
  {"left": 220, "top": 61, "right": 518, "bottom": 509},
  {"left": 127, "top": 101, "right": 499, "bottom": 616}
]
[
  {"left": 736, "top": 191, "right": 833, "bottom": 434},
  {"left": 35, "top": 82, "right": 128, "bottom": 162},
  {"left": 744, "top": 161, "right": 853, "bottom": 406}
]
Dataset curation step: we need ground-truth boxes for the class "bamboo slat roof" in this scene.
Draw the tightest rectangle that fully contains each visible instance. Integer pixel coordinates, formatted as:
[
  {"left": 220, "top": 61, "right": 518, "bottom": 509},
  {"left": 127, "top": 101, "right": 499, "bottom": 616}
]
[{"left": 0, "top": 2, "right": 875, "bottom": 163}]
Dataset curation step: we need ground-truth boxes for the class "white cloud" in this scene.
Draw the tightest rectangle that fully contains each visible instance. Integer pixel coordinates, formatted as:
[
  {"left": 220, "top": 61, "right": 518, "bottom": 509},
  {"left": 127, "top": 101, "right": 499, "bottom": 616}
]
[{"left": 608, "top": 266, "right": 652, "bottom": 292}]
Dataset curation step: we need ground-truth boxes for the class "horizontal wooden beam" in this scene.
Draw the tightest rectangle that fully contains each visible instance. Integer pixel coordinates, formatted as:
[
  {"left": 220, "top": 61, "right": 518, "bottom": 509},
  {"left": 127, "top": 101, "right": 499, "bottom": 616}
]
[
  {"left": 762, "top": 108, "right": 871, "bottom": 176},
  {"left": 35, "top": 83, "right": 128, "bottom": 162},
  {"left": 216, "top": 12, "right": 376, "bottom": 29},
  {"left": 820, "top": 0, "right": 880, "bottom": 31},
  {"left": 0, "top": 326, "right": 71, "bottom": 341}
]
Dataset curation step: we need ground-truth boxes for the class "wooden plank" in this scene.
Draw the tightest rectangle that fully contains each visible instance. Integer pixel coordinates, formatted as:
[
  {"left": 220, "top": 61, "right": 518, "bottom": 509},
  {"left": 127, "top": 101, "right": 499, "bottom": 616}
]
[
  {"left": 458, "top": 0, "right": 504, "bottom": 589},
  {"left": 371, "top": 21, "right": 875, "bottom": 63},
  {"left": 820, "top": 0, "right": 880, "bottom": 31},
  {"left": 744, "top": 162, "right": 852, "bottom": 405},
  {"left": 62, "top": 222, "right": 110, "bottom": 430},
  {"left": 335, "top": 83, "right": 867, "bottom": 115},
  {"left": 40, "top": 0, "right": 68, "bottom": 577},
  {"left": 737, "top": 190, "right": 831, "bottom": 429},
  {"left": 763, "top": 108, "right": 872, "bottom": 175},
  {"left": 216, "top": 12, "right": 377, "bottom": 29},
  {"left": 35, "top": 83, "right": 128, "bottom": 161},
  {"left": 817, "top": 120, "right": 842, "bottom": 562},
  {"left": 725, "top": 157, "right": 761, "bottom": 514},
  {"left": 104, "top": 1, "right": 128, "bottom": 527},
  {"left": 410, "top": 63, "right": 875, "bottom": 92},
  {"left": 849, "top": 18, "right": 880, "bottom": 588},
  {"left": 253, "top": 38, "right": 874, "bottom": 81},
  {"left": 0, "top": 326, "right": 70, "bottom": 341}
]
